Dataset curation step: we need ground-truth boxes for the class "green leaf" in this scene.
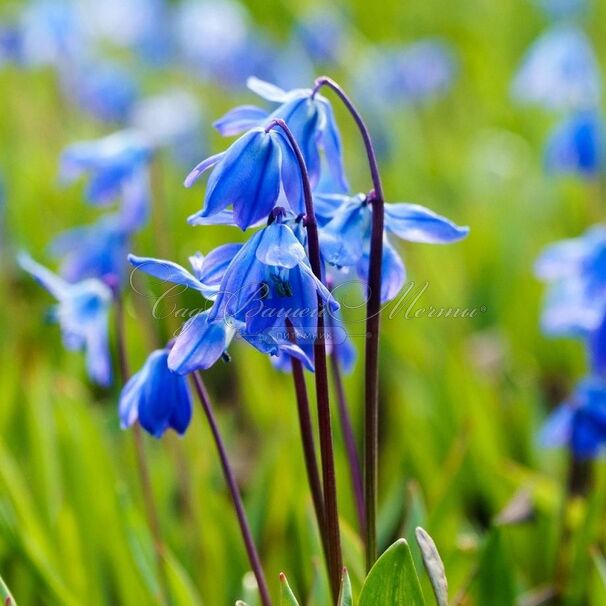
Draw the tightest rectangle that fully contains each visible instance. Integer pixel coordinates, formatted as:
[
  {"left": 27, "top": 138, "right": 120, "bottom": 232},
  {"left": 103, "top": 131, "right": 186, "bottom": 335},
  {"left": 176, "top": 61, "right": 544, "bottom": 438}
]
[
  {"left": 338, "top": 568, "right": 353, "bottom": 606},
  {"left": 279, "top": 573, "right": 300, "bottom": 606},
  {"left": 475, "top": 529, "right": 516, "bottom": 606},
  {"left": 414, "top": 527, "right": 448, "bottom": 606},
  {"left": 359, "top": 539, "right": 426, "bottom": 606},
  {"left": 0, "top": 573, "right": 17, "bottom": 606}
]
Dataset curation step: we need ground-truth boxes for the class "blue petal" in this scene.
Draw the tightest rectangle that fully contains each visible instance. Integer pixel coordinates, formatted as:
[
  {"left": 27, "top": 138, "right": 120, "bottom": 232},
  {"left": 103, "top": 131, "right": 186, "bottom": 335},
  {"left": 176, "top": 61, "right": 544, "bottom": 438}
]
[
  {"left": 384, "top": 203, "right": 469, "bottom": 243},
  {"left": 247, "top": 76, "right": 288, "bottom": 102},
  {"left": 320, "top": 200, "right": 370, "bottom": 267},
  {"left": 317, "top": 97, "right": 349, "bottom": 192},
  {"left": 18, "top": 252, "right": 69, "bottom": 300},
  {"left": 571, "top": 408, "right": 606, "bottom": 458},
  {"left": 119, "top": 367, "right": 147, "bottom": 429},
  {"left": 189, "top": 243, "right": 243, "bottom": 286},
  {"left": 298, "top": 262, "right": 340, "bottom": 313},
  {"left": 168, "top": 379, "right": 193, "bottom": 435},
  {"left": 188, "top": 209, "right": 237, "bottom": 226},
  {"left": 380, "top": 239, "right": 407, "bottom": 303},
  {"left": 128, "top": 254, "right": 212, "bottom": 296},
  {"left": 168, "top": 312, "right": 229, "bottom": 374},
  {"left": 184, "top": 152, "right": 225, "bottom": 188},
  {"left": 535, "top": 237, "right": 590, "bottom": 280},
  {"left": 213, "top": 105, "right": 270, "bottom": 136},
  {"left": 589, "top": 314, "right": 606, "bottom": 375},
  {"left": 276, "top": 134, "right": 305, "bottom": 215},
  {"left": 202, "top": 129, "right": 281, "bottom": 229},
  {"left": 255, "top": 223, "right": 307, "bottom": 268},
  {"left": 84, "top": 310, "right": 112, "bottom": 387},
  {"left": 539, "top": 404, "right": 574, "bottom": 448}
]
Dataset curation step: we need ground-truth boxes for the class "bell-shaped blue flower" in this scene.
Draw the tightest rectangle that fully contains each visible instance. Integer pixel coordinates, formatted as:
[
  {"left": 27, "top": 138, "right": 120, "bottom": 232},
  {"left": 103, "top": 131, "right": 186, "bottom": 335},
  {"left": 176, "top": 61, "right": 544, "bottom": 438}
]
[
  {"left": 319, "top": 195, "right": 469, "bottom": 302},
  {"left": 212, "top": 77, "right": 348, "bottom": 192},
  {"left": 185, "top": 126, "right": 305, "bottom": 230},
  {"left": 119, "top": 347, "right": 192, "bottom": 438},
  {"left": 60, "top": 130, "right": 153, "bottom": 214},
  {"left": 545, "top": 110, "right": 605, "bottom": 177},
  {"left": 511, "top": 24, "right": 601, "bottom": 111},
  {"left": 18, "top": 252, "right": 113, "bottom": 386},
  {"left": 540, "top": 377, "right": 606, "bottom": 459}
]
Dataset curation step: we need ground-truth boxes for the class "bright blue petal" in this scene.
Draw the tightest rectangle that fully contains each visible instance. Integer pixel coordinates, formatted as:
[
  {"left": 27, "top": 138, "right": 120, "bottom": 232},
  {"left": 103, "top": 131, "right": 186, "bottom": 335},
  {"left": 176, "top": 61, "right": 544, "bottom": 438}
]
[
  {"left": 184, "top": 152, "right": 224, "bottom": 187},
  {"left": 188, "top": 209, "right": 237, "bottom": 226},
  {"left": 277, "top": 134, "right": 305, "bottom": 215},
  {"left": 384, "top": 203, "right": 469, "bottom": 243},
  {"left": 128, "top": 254, "right": 212, "bottom": 296},
  {"left": 255, "top": 223, "right": 307, "bottom": 268},
  {"left": 320, "top": 200, "right": 370, "bottom": 267},
  {"left": 247, "top": 76, "right": 288, "bottom": 102},
  {"left": 539, "top": 404, "right": 574, "bottom": 448},
  {"left": 189, "top": 243, "right": 244, "bottom": 286},
  {"left": 168, "top": 312, "right": 229, "bottom": 374},
  {"left": 84, "top": 311, "right": 112, "bottom": 387},
  {"left": 213, "top": 104, "right": 270, "bottom": 136},
  {"left": 317, "top": 97, "right": 349, "bottom": 192}
]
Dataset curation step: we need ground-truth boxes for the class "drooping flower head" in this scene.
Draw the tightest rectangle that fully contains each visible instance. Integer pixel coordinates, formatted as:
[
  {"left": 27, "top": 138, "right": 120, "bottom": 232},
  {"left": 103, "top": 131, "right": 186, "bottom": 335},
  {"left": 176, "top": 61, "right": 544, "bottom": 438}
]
[
  {"left": 319, "top": 194, "right": 469, "bottom": 302},
  {"left": 540, "top": 377, "right": 606, "bottom": 459},
  {"left": 18, "top": 252, "right": 113, "bottom": 386},
  {"left": 212, "top": 77, "right": 348, "bottom": 192},
  {"left": 545, "top": 110, "right": 605, "bottom": 178},
  {"left": 119, "top": 347, "right": 193, "bottom": 438},
  {"left": 60, "top": 130, "right": 153, "bottom": 230},
  {"left": 511, "top": 24, "right": 601, "bottom": 111}
]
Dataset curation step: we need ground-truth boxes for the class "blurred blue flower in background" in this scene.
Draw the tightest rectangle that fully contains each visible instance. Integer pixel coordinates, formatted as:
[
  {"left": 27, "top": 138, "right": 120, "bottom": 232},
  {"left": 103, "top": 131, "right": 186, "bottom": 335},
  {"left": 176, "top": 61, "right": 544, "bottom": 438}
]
[
  {"left": 18, "top": 252, "right": 113, "bottom": 386},
  {"left": 119, "top": 348, "right": 192, "bottom": 437},
  {"left": 545, "top": 110, "right": 605, "bottom": 177},
  {"left": 50, "top": 215, "right": 130, "bottom": 286},
  {"left": 319, "top": 195, "right": 469, "bottom": 302},
  {"left": 355, "top": 40, "right": 457, "bottom": 108},
  {"left": 536, "top": 225, "right": 606, "bottom": 337},
  {"left": 130, "top": 89, "right": 205, "bottom": 167},
  {"left": 511, "top": 24, "right": 600, "bottom": 111},
  {"left": 60, "top": 130, "right": 152, "bottom": 208},
  {"left": 540, "top": 377, "right": 606, "bottom": 459},
  {"left": 294, "top": 6, "right": 347, "bottom": 65},
  {"left": 0, "top": 23, "right": 23, "bottom": 65},
  {"left": 61, "top": 60, "right": 140, "bottom": 123}
]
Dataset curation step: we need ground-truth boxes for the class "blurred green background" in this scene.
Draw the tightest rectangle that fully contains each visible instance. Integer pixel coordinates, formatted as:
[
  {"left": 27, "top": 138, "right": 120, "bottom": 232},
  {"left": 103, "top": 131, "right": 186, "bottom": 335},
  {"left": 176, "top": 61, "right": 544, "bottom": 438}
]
[{"left": 1, "top": 0, "right": 606, "bottom": 604}]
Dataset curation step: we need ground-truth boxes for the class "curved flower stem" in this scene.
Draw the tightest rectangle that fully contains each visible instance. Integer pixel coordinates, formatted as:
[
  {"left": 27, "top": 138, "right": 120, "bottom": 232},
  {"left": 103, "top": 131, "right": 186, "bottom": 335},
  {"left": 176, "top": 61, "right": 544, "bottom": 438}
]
[
  {"left": 191, "top": 372, "right": 272, "bottom": 606},
  {"left": 266, "top": 118, "right": 343, "bottom": 601},
  {"left": 313, "top": 76, "right": 385, "bottom": 570},
  {"left": 114, "top": 295, "right": 172, "bottom": 606},
  {"left": 330, "top": 352, "right": 366, "bottom": 538}
]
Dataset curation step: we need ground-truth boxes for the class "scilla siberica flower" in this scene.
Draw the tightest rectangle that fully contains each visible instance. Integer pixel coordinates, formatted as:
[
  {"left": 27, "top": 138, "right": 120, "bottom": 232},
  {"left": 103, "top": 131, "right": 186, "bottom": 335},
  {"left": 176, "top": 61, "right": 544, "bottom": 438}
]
[
  {"left": 511, "top": 24, "right": 601, "bottom": 111},
  {"left": 318, "top": 194, "right": 469, "bottom": 303},
  {"left": 211, "top": 77, "right": 348, "bottom": 192},
  {"left": 60, "top": 130, "right": 152, "bottom": 226},
  {"left": 119, "top": 347, "right": 192, "bottom": 438},
  {"left": 544, "top": 111, "right": 605, "bottom": 177},
  {"left": 18, "top": 252, "right": 112, "bottom": 386},
  {"left": 540, "top": 377, "right": 606, "bottom": 459}
]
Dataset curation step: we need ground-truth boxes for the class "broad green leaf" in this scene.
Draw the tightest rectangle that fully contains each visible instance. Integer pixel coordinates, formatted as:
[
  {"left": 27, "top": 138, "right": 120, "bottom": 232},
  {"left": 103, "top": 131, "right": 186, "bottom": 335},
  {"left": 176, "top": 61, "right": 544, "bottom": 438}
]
[
  {"left": 0, "top": 573, "right": 17, "bottom": 606},
  {"left": 338, "top": 568, "right": 353, "bottom": 606},
  {"left": 359, "top": 539, "right": 426, "bottom": 606},
  {"left": 415, "top": 527, "right": 448, "bottom": 606},
  {"left": 279, "top": 573, "right": 300, "bottom": 606}
]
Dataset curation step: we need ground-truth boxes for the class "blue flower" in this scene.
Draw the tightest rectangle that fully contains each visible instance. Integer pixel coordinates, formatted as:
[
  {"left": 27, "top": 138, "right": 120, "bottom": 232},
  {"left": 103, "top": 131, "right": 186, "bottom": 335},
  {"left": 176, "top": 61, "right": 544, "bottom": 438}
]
[
  {"left": 18, "top": 252, "right": 113, "bottom": 386},
  {"left": 535, "top": 225, "right": 606, "bottom": 337},
  {"left": 62, "top": 60, "right": 139, "bottom": 124},
  {"left": 49, "top": 214, "right": 130, "bottom": 286},
  {"left": 540, "top": 377, "right": 606, "bottom": 459},
  {"left": 119, "top": 348, "right": 192, "bottom": 438},
  {"left": 185, "top": 126, "right": 306, "bottom": 230},
  {"left": 545, "top": 111, "right": 605, "bottom": 177},
  {"left": 354, "top": 40, "right": 457, "bottom": 109},
  {"left": 319, "top": 195, "right": 469, "bottom": 302},
  {"left": 511, "top": 24, "right": 600, "bottom": 111},
  {"left": 60, "top": 130, "right": 152, "bottom": 229},
  {"left": 212, "top": 77, "right": 348, "bottom": 192},
  {"left": 0, "top": 24, "right": 23, "bottom": 65},
  {"left": 295, "top": 6, "right": 346, "bottom": 64}
]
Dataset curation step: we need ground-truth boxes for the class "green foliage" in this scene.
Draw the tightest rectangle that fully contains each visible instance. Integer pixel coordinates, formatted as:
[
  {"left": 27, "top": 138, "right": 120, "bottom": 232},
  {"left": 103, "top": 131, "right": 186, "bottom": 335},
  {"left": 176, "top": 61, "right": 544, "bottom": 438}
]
[
  {"left": 358, "top": 540, "right": 426, "bottom": 606},
  {"left": 337, "top": 568, "right": 353, "bottom": 606}
]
